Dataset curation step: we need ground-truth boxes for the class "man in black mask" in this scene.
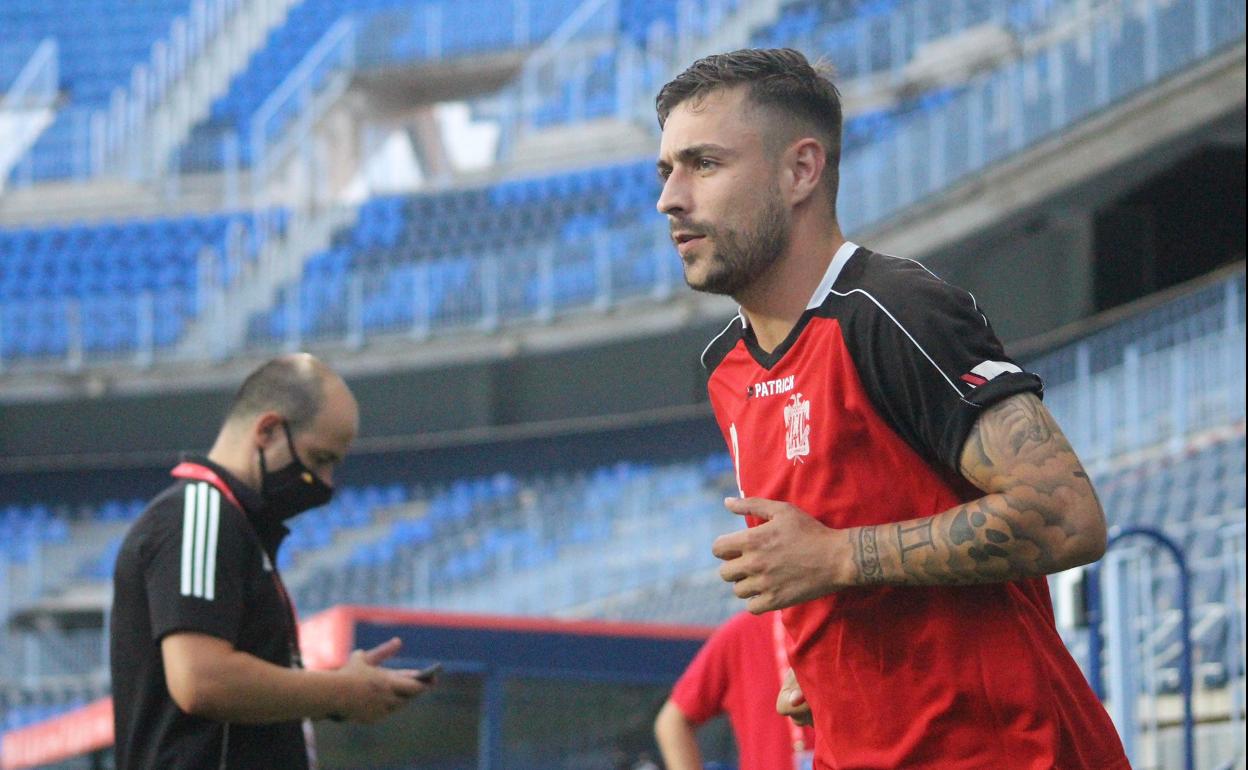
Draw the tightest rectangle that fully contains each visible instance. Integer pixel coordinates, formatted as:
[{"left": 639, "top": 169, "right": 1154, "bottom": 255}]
[{"left": 110, "top": 353, "right": 430, "bottom": 770}]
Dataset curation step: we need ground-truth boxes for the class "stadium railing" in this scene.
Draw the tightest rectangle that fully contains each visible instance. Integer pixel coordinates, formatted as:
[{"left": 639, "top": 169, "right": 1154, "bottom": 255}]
[
  {"left": 1089, "top": 515, "right": 1246, "bottom": 768},
  {"left": 1, "top": 270, "right": 1244, "bottom": 745},
  {"left": 248, "top": 17, "right": 356, "bottom": 223},
  {"left": 5, "top": 0, "right": 297, "bottom": 186},
  {"left": 1029, "top": 270, "right": 1245, "bottom": 465},
  {"left": 241, "top": 0, "right": 1248, "bottom": 356},
  {"left": 1, "top": 0, "right": 1241, "bottom": 368},
  {"left": 176, "top": 0, "right": 588, "bottom": 175},
  {"left": 0, "top": 38, "right": 58, "bottom": 194}
]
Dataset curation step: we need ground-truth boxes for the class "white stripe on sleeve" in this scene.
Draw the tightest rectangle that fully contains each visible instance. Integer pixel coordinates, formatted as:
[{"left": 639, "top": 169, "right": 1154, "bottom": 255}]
[
  {"left": 203, "top": 487, "right": 220, "bottom": 601},
  {"left": 192, "top": 482, "right": 208, "bottom": 598},
  {"left": 180, "top": 484, "right": 196, "bottom": 597}
]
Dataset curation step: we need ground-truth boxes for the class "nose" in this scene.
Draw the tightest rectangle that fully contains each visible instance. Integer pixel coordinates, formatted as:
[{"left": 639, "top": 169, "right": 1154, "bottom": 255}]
[
  {"left": 656, "top": 170, "right": 688, "bottom": 217},
  {"left": 318, "top": 467, "right": 334, "bottom": 488}
]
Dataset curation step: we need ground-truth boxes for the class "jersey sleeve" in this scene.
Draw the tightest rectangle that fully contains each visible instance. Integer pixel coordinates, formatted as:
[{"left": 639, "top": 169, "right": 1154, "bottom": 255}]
[
  {"left": 669, "top": 619, "right": 736, "bottom": 725},
  {"left": 841, "top": 259, "right": 1043, "bottom": 474},
  {"left": 144, "top": 482, "right": 253, "bottom": 644}
]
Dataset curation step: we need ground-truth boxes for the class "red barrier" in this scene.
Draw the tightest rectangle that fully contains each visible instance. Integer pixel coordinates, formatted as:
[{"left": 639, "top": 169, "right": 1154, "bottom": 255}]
[
  {"left": 1, "top": 697, "right": 113, "bottom": 770},
  {"left": 0, "top": 607, "right": 710, "bottom": 768},
  {"left": 0, "top": 608, "right": 351, "bottom": 769},
  {"left": 299, "top": 604, "right": 355, "bottom": 670}
]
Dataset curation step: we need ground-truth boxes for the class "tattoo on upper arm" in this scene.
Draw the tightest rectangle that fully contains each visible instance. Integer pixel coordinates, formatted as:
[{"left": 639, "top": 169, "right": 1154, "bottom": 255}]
[{"left": 860, "top": 394, "right": 1106, "bottom": 587}]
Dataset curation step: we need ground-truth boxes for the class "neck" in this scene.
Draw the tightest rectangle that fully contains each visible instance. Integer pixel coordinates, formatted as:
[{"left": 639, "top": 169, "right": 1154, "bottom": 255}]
[
  {"left": 206, "top": 430, "right": 260, "bottom": 493},
  {"left": 737, "top": 218, "right": 845, "bottom": 354}
]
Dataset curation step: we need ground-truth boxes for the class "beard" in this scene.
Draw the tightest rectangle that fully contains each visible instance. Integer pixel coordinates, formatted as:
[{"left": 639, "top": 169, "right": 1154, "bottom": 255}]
[{"left": 677, "top": 192, "right": 791, "bottom": 297}]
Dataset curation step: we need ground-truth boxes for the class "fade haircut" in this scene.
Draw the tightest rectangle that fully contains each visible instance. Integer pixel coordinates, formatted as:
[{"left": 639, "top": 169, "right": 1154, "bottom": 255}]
[
  {"left": 656, "top": 48, "right": 843, "bottom": 213},
  {"left": 225, "top": 355, "right": 326, "bottom": 434}
]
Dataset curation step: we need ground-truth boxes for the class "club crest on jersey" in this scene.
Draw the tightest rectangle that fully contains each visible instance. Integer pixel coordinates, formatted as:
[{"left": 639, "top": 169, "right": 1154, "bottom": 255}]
[{"left": 784, "top": 393, "right": 811, "bottom": 463}]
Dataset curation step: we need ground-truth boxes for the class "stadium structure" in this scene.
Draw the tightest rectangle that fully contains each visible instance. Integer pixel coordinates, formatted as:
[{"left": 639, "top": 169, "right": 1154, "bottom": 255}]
[{"left": 0, "top": 0, "right": 1244, "bottom": 767}]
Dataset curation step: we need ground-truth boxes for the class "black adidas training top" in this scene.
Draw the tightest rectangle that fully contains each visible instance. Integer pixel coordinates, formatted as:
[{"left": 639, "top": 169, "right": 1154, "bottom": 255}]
[{"left": 109, "top": 457, "right": 309, "bottom": 770}]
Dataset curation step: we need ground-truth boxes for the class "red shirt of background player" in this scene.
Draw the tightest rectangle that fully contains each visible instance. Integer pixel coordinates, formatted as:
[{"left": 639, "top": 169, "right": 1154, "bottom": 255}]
[{"left": 670, "top": 612, "right": 816, "bottom": 770}]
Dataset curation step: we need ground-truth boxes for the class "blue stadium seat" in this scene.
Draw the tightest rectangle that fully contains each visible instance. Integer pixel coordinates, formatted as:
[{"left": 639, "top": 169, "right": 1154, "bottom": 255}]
[{"left": 0, "top": 213, "right": 273, "bottom": 360}]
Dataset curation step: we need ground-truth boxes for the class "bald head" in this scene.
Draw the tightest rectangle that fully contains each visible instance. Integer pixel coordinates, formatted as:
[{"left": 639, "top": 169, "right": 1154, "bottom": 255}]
[
  {"left": 211, "top": 353, "right": 359, "bottom": 493},
  {"left": 225, "top": 353, "right": 341, "bottom": 434}
]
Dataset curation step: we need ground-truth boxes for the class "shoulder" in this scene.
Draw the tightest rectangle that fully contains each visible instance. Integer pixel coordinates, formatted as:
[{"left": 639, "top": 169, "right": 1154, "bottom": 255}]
[
  {"left": 123, "top": 480, "right": 251, "bottom": 554},
  {"left": 709, "top": 611, "right": 768, "bottom": 650},
  {"left": 826, "top": 248, "right": 984, "bottom": 325},
  {"left": 700, "top": 314, "right": 747, "bottom": 373}
]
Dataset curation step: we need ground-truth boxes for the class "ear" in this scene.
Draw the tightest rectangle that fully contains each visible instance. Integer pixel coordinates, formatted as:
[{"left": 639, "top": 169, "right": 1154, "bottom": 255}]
[
  {"left": 783, "top": 137, "right": 826, "bottom": 208},
  {"left": 251, "top": 412, "right": 285, "bottom": 450}
]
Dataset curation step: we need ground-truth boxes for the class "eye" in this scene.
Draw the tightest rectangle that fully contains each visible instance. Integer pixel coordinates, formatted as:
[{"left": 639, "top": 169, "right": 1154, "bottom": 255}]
[
  {"left": 696, "top": 157, "right": 717, "bottom": 171},
  {"left": 657, "top": 166, "right": 671, "bottom": 181}
]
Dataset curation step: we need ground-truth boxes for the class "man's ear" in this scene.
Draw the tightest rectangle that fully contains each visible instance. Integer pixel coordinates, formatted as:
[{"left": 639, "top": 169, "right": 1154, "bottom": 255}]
[
  {"left": 784, "top": 137, "right": 827, "bottom": 208},
  {"left": 251, "top": 412, "right": 285, "bottom": 450}
]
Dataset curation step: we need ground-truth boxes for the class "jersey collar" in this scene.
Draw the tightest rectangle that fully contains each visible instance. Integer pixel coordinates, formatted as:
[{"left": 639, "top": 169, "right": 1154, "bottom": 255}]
[
  {"left": 174, "top": 456, "right": 262, "bottom": 512},
  {"left": 805, "top": 240, "right": 860, "bottom": 310},
  {"left": 174, "top": 456, "right": 291, "bottom": 553},
  {"left": 736, "top": 240, "right": 860, "bottom": 326}
]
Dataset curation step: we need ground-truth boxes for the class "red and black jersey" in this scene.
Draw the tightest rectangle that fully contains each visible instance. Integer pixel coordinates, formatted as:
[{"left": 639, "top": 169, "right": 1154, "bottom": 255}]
[
  {"left": 703, "top": 243, "right": 1128, "bottom": 769},
  {"left": 110, "top": 457, "right": 310, "bottom": 770}
]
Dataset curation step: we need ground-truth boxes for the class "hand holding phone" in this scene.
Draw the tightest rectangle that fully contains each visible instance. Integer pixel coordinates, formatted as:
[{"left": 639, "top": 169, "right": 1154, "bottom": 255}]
[{"left": 413, "top": 662, "right": 442, "bottom": 683}]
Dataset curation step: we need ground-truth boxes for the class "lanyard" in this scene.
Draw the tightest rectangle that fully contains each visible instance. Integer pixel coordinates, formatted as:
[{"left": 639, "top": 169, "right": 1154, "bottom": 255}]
[
  {"left": 772, "top": 611, "right": 809, "bottom": 754},
  {"left": 170, "top": 462, "right": 302, "bottom": 654}
]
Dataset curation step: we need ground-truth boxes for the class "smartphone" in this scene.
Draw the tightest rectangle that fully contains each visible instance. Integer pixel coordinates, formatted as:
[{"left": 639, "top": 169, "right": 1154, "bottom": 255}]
[{"left": 413, "top": 662, "right": 442, "bottom": 683}]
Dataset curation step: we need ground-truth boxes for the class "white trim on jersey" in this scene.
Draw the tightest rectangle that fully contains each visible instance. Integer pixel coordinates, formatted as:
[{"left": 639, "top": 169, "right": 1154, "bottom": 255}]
[
  {"left": 898, "top": 256, "right": 990, "bottom": 328},
  {"left": 218, "top": 723, "right": 230, "bottom": 770},
  {"left": 180, "top": 484, "right": 195, "bottom": 596},
  {"left": 971, "top": 360, "right": 1023, "bottom": 380},
  {"left": 204, "top": 485, "right": 220, "bottom": 601},
  {"left": 700, "top": 314, "right": 747, "bottom": 368},
  {"left": 805, "top": 240, "right": 860, "bottom": 310},
  {"left": 830, "top": 288, "right": 979, "bottom": 406},
  {"left": 180, "top": 482, "right": 221, "bottom": 600}
]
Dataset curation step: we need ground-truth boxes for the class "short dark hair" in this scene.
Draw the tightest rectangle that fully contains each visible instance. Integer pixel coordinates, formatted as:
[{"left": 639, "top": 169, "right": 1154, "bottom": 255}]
[
  {"left": 225, "top": 355, "right": 326, "bottom": 434},
  {"left": 656, "top": 48, "right": 843, "bottom": 211}
]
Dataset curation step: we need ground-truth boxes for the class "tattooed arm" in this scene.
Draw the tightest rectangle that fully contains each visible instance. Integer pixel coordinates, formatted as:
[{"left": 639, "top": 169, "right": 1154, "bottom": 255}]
[
  {"left": 713, "top": 393, "right": 1108, "bottom": 610},
  {"left": 852, "top": 392, "right": 1106, "bottom": 586}
]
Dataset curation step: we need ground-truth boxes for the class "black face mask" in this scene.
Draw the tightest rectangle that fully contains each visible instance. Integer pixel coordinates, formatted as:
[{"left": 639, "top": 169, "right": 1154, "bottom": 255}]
[{"left": 257, "top": 421, "right": 334, "bottom": 521}]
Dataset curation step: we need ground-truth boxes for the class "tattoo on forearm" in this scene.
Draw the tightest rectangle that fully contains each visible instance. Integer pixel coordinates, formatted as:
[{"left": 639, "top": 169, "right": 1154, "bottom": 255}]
[
  {"left": 896, "top": 518, "right": 935, "bottom": 563},
  {"left": 856, "top": 527, "right": 885, "bottom": 584},
  {"left": 883, "top": 394, "right": 1108, "bottom": 586}
]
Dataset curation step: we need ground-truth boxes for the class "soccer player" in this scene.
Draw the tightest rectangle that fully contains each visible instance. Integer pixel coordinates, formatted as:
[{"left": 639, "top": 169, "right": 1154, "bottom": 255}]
[
  {"left": 654, "top": 49, "right": 1129, "bottom": 768},
  {"left": 655, "top": 612, "right": 815, "bottom": 770}
]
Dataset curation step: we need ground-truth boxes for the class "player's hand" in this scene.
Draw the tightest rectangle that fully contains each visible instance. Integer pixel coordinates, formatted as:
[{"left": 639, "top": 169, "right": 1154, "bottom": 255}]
[
  {"left": 334, "top": 637, "right": 430, "bottom": 724},
  {"left": 712, "top": 497, "right": 848, "bottom": 613},
  {"left": 777, "top": 667, "right": 813, "bottom": 727}
]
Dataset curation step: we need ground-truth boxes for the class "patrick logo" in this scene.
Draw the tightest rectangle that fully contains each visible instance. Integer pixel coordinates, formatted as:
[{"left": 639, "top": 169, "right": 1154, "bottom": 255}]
[{"left": 784, "top": 393, "right": 811, "bottom": 464}]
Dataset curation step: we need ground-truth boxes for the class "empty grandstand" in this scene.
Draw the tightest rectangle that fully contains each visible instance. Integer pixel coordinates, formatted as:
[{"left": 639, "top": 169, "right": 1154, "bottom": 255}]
[{"left": 1, "top": 0, "right": 1244, "bottom": 767}]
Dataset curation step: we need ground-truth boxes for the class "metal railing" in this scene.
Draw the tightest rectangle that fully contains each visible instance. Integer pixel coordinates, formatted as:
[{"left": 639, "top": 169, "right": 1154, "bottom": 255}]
[
  {"left": 250, "top": 16, "right": 357, "bottom": 240},
  {"left": 838, "top": 0, "right": 1245, "bottom": 235},
  {"left": 1027, "top": 272, "right": 1246, "bottom": 465},
  {"left": 353, "top": 0, "right": 585, "bottom": 69},
  {"left": 3, "top": 0, "right": 297, "bottom": 187},
  {"left": 243, "top": 219, "right": 677, "bottom": 352},
  {"left": 491, "top": 0, "right": 1245, "bottom": 229},
  {"left": 1088, "top": 528, "right": 1196, "bottom": 770},
  {"left": 1078, "top": 522, "right": 1247, "bottom": 770},
  {"left": 0, "top": 39, "right": 59, "bottom": 194}
]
